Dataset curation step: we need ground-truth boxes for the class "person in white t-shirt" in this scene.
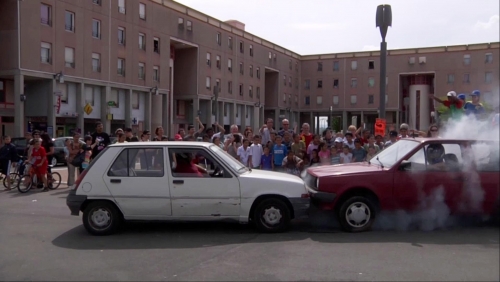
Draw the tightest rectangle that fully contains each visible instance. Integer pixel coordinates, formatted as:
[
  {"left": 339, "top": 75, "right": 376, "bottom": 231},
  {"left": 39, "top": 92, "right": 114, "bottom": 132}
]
[
  {"left": 248, "top": 134, "right": 263, "bottom": 169},
  {"left": 339, "top": 145, "right": 353, "bottom": 164},
  {"left": 237, "top": 138, "right": 252, "bottom": 167}
]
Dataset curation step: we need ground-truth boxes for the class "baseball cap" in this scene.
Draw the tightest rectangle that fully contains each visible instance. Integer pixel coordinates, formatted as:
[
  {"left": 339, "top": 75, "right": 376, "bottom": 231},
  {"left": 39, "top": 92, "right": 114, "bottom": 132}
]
[
  {"left": 389, "top": 131, "right": 398, "bottom": 137},
  {"left": 457, "top": 94, "right": 466, "bottom": 100},
  {"left": 400, "top": 123, "right": 409, "bottom": 130},
  {"left": 354, "top": 138, "right": 361, "bottom": 143},
  {"left": 447, "top": 91, "right": 457, "bottom": 97},
  {"left": 471, "top": 90, "right": 480, "bottom": 96},
  {"left": 142, "top": 130, "right": 150, "bottom": 135},
  {"left": 334, "top": 137, "right": 343, "bottom": 143},
  {"left": 174, "top": 134, "right": 183, "bottom": 141}
]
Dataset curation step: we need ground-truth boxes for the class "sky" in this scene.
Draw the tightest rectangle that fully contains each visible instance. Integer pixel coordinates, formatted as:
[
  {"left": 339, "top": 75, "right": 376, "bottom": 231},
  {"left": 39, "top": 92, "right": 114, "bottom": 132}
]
[{"left": 174, "top": 0, "right": 500, "bottom": 55}]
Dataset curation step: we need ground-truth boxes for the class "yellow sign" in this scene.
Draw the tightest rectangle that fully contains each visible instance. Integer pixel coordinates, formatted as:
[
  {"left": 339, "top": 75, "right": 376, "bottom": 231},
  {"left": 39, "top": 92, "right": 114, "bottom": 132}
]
[{"left": 84, "top": 103, "right": 93, "bottom": 115}]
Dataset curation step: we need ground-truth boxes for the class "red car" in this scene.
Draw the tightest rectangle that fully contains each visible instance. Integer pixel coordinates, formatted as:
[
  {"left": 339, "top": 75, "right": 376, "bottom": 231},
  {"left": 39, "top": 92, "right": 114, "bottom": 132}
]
[{"left": 305, "top": 138, "right": 499, "bottom": 232}]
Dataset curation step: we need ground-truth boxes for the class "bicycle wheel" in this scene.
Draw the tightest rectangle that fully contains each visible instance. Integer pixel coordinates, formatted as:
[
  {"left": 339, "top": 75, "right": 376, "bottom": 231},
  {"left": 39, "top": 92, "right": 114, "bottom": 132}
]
[
  {"left": 3, "top": 173, "right": 20, "bottom": 189},
  {"left": 18, "top": 175, "right": 33, "bottom": 193},
  {"left": 49, "top": 172, "right": 62, "bottom": 190}
]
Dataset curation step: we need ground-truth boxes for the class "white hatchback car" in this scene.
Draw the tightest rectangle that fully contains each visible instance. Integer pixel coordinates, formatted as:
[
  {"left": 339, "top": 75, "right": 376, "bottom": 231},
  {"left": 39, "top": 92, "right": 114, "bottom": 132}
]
[{"left": 66, "top": 142, "right": 310, "bottom": 235}]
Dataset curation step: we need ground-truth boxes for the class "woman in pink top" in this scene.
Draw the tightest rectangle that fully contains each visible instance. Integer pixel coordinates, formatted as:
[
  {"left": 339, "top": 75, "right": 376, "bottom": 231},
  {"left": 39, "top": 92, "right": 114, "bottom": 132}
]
[{"left": 317, "top": 142, "right": 331, "bottom": 165}]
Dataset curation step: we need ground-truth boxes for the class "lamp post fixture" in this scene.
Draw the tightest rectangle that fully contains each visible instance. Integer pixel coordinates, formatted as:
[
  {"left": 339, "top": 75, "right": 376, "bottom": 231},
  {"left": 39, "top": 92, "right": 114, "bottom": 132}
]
[{"left": 376, "top": 4, "right": 392, "bottom": 119}]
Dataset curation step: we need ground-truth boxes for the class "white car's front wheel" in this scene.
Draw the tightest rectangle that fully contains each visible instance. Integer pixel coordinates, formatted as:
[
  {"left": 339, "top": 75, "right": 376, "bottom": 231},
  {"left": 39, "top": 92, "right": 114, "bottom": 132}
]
[{"left": 253, "top": 198, "right": 291, "bottom": 233}]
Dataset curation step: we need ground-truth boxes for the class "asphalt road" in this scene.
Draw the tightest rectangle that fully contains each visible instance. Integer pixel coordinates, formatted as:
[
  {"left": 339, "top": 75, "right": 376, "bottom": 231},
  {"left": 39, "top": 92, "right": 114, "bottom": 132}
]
[{"left": 0, "top": 181, "right": 498, "bottom": 281}]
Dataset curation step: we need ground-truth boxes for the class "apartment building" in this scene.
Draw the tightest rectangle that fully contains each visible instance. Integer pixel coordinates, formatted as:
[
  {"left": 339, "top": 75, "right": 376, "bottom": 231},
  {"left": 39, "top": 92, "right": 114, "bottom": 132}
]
[{"left": 0, "top": 0, "right": 498, "bottom": 138}]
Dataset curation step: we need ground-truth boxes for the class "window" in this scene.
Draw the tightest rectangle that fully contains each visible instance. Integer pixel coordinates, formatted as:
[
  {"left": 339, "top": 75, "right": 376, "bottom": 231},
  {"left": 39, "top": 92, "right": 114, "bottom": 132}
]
[
  {"left": 386, "top": 76, "right": 389, "bottom": 85},
  {"left": 289, "top": 60, "right": 292, "bottom": 70},
  {"left": 249, "top": 45, "right": 253, "bottom": 57},
  {"left": 305, "top": 79, "right": 310, "bottom": 90},
  {"left": 283, "top": 93, "right": 286, "bottom": 102},
  {"left": 85, "top": 86, "right": 95, "bottom": 106},
  {"left": 295, "top": 95, "right": 298, "bottom": 105},
  {"left": 239, "top": 84, "right": 243, "bottom": 96},
  {"left": 108, "top": 148, "right": 164, "bottom": 177},
  {"left": 216, "top": 55, "right": 221, "bottom": 69},
  {"left": 249, "top": 65, "right": 253, "bottom": 77},
  {"left": 463, "top": 54, "right": 471, "bottom": 65},
  {"left": 132, "top": 92, "right": 139, "bottom": 109},
  {"left": 368, "top": 60, "right": 375, "bottom": 69},
  {"left": 368, "top": 77, "right": 375, "bottom": 87},
  {"left": 289, "top": 76, "right": 292, "bottom": 87},
  {"left": 333, "top": 79, "right": 339, "bottom": 88},
  {"left": 216, "top": 32, "right": 221, "bottom": 45},
  {"left": 351, "top": 61, "right": 357, "bottom": 70},
  {"left": 295, "top": 77, "right": 299, "bottom": 89},
  {"left": 228, "top": 36, "right": 232, "bottom": 49},
  {"left": 228, "top": 59, "right": 232, "bottom": 72},
  {"left": 206, "top": 53, "right": 211, "bottom": 67},
  {"left": 239, "top": 62, "right": 243, "bottom": 75},
  {"left": 485, "top": 53, "right": 493, "bottom": 63},
  {"left": 186, "top": 20, "right": 192, "bottom": 31},
  {"left": 351, "top": 78, "right": 357, "bottom": 88},
  {"left": 153, "top": 66, "right": 159, "bottom": 81},
  {"left": 256, "top": 67, "right": 260, "bottom": 79},
  {"left": 316, "top": 96, "right": 323, "bottom": 105},
  {"left": 178, "top": 17, "right": 184, "bottom": 27},
  {"left": 118, "top": 0, "right": 126, "bottom": 13},
  {"left": 92, "top": 53, "right": 100, "bottom": 72},
  {"left": 169, "top": 148, "right": 231, "bottom": 178},
  {"left": 249, "top": 86, "right": 253, "bottom": 97},
  {"left": 485, "top": 72, "right": 493, "bottom": 83},
  {"left": 350, "top": 95, "right": 357, "bottom": 104},
  {"left": 283, "top": 75, "right": 286, "bottom": 86},
  {"left": 40, "top": 4, "right": 51, "bottom": 26},
  {"left": 317, "top": 62, "right": 323, "bottom": 71},
  {"left": 139, "top": 33, "right": 145, "bottom": 50},
  {"left": 139, "top": 3, "right": 146, "bottom": 20},
  {"left": 0, "top": 81, "right": 4, "bottom": 103},
  {"left": 295, "top": 61, "right": 298, "bottom": 71},
  {"left": 463, "top": 73, "right": 470, "bottom": 83},
  {"left": 305, "top": 96, "right": 310, "bottom": 105},
  {"left": 333, "top": 96, "right": 339, "bottom": 105},
  {"left": 138, "top": 62, "right": 145, "bottom": 79},
  {"left": 92, "top": 0, "right": 101, "bottom": 5},
  {"left": 153, "top": 37, "right": 159, "bottom": 53},
  {"left": 228, "top": 81, "right": 233, "bottom": 94},
  {"left": 109, "top": 89, "right": 119, "bottom": 107},
  {"left": 117, "top": 58, "right": 125, "bottom": 76},
  {"left": 268, "top": 52, "right": 272, "bottom": 60},
  {"left": 64, "top": 47, "right": 74, "bottom": 68},
  {"left": 215, "top": 79, "right": 220, "bottom": 93},
  {"left": 256, "top": 87, "right": 260, "bottom": 99},
  {"left": 447, "top": 74, "right": 455, "bottom": 84},
  {"left": 239, "top": 41, "right": 244, "bottom": 53},
  {"left": 317, "top": 80, "right": 322, "bottom": 88},
  {"left": 65, "top": 11, "right": 74, "bottom": 31},
  {"left": 118, "top": 27, "right": 125, "bottom": 45},
  {"left": 368, "top": 95, "right": 374, "bottom": 104},
  {"left": 273, "top": 53, "right": 277, "bottom": 61},
  {"left": 41, "top": 42, "right": 52, "bottom": 64},
  {"left": 206, "top": 77, "right": 211, "bottom": 90},
  {"left": 333, "top": 61, "right": 339, "bottom": 71},
  {"left": 92, "top": 19, "right": 101, "bottom": 39},
  {"left": 409, "top": 57, "right": 416, "bottom": 64}
]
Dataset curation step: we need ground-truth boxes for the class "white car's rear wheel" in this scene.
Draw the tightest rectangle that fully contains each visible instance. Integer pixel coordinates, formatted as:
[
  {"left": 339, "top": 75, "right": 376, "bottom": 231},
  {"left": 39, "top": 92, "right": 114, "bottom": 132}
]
[{"left": 82, "top": 201, "right": 122, "bottom": 236}]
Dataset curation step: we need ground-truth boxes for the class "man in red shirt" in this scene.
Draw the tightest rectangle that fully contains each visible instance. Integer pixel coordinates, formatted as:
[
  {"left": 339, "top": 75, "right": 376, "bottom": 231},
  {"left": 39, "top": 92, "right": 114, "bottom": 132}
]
[{"left": 27, "top": 138, "right": 49, "bottom": 191}]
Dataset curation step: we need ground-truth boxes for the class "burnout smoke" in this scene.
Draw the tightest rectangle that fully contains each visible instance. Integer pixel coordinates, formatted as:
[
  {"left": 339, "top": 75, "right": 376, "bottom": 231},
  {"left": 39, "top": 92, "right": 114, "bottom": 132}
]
[{"left": 374, "top": 114, "right": 499, "bottom": 231}]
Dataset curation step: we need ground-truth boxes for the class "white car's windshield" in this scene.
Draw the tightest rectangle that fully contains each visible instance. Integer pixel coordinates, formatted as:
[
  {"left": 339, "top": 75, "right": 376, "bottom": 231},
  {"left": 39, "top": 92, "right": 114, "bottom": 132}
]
[
  {"left": 209, "top": 144, "right": 248, "bottom": 174},
  {"left": 373, "top": 140, "right": 420, "bottom": 168}
]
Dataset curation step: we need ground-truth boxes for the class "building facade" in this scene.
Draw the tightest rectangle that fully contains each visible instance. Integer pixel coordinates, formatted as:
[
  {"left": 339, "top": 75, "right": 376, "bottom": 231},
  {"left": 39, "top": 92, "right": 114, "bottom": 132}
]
[{"left": 0, "top": 0, "right": 498, "bottom": 138}]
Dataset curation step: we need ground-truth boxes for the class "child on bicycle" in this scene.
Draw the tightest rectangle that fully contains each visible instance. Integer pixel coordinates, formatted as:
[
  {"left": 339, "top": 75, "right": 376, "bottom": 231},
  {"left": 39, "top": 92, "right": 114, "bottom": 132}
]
[
  {"left": 25, "top": 138, "right": 49, "bottom": 192},
  {"left": 0, "top": 136, "right": 19, "bottom": 191}
]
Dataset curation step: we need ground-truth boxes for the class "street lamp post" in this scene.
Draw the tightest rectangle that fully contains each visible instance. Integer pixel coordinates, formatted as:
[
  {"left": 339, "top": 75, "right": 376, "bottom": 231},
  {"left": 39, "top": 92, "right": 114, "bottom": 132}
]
[
  {"left": 213, "top": 85, "right": 219, "bottom": 130},
  {"left": 376, "top": 4, "right": 392, "bottom": 120}
]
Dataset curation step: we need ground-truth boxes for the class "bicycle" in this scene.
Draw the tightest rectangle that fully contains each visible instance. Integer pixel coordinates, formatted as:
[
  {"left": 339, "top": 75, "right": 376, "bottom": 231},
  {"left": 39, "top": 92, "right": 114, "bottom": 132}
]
[
  {"left": 17, "top": 164, "right": 62, "bottom": 193},
  {"left": 2, "top": 158, "right": 25, "bottom": 189}
]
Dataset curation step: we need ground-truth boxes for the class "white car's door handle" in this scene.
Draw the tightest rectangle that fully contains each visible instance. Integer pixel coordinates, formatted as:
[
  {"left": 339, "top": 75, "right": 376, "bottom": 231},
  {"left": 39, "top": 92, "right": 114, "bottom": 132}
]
[{"left": 173, "top": 180, "right": 184, "bottom": 184}]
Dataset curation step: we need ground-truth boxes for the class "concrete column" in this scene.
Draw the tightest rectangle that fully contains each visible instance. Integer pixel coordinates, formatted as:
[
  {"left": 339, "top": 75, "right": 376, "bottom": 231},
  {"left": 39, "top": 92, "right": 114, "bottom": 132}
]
[
  {"left": 125, "top": 89, "right": 132, "bottom": 127},
  {"left": 229, "top": 102, "right": 235, "bottom": 126},
  {"left": 192, "top": 97, "right": 199, "bottom": 128},
  {"left": 47, "top": 79, "right": 56, "bottom": 137},
  {"left": 76, "top": 83, "right": 85, "bottom": 134},
  {"left": 151, "top": 93, "right": 163, "bottom": 130},
  {"left": 101, "top": 86, "right": 111, "bottom": 133},
  {"left": 396, "top": 110, "right": 400, "bottom": 130},
  {"left": 144, "top": 91, "right": 152, "bottom": 131},
  {"left": 274, "top": 109, "right": 279, "bottom": 130},
  {"left": 217, "top": 101, "right": 224, "bottom": 126},
  {"left": 361, "top": 111, "right": 364, "bottom": 128},
  {"left": 14, "top": 74, "right": 24, "bottom": 137},
  {"left": 342, "top": 111, "right": 348, "bottom": 133},
  {"left": 309, "top": 111, "right": 314, "bottom": 134},
  {"left": 206, "top": 99, "right": 212, "bottom": 126},
  {"left": 162, "top": 92, "right": 169, "bottom": 134}
]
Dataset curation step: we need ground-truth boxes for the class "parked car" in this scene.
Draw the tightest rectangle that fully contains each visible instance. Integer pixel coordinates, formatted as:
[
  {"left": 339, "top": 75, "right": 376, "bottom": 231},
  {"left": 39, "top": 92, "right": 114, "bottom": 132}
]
[
  {"left": 66, "top": 142, "right": 310, "bottom": 235},
  {"left": 53, "top": 137, "right": 85, "bottom": 166},
  {"left": 305, "top": 138, "right": 500, "bottom": 233},
  {"left": 11, "top": 137, "right": 28, "bottom": 156}
]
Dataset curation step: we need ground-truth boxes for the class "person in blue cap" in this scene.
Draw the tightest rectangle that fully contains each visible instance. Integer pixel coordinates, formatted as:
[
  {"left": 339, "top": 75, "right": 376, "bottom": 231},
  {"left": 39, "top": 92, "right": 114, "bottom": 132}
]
[{"left": 464, "top": 90, "right": 485, "bottom": 117}]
